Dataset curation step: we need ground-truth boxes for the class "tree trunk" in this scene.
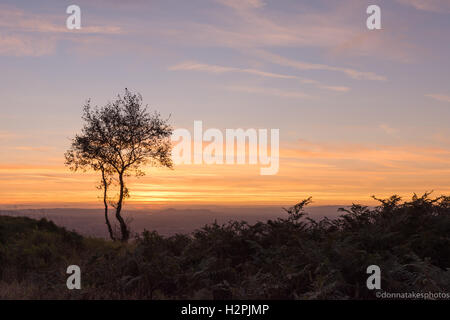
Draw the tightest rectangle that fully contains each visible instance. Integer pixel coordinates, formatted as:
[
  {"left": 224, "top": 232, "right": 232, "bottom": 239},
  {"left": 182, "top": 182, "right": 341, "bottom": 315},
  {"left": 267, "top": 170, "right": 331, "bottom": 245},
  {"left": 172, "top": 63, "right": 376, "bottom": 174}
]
[
  {"left": 101, "top": 168, "right": 115, "bottom": 241},
  {"left": 115, "top": 172, "right": 130, "bottom": 242}
]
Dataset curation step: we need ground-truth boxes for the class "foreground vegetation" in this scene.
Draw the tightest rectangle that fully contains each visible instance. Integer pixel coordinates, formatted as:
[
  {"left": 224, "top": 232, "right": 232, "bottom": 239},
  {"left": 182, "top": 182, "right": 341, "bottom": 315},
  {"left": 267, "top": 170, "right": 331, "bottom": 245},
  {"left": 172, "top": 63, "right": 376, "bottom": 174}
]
[{"left": 1, "top": 193, "right": 449, "bottom": 299}]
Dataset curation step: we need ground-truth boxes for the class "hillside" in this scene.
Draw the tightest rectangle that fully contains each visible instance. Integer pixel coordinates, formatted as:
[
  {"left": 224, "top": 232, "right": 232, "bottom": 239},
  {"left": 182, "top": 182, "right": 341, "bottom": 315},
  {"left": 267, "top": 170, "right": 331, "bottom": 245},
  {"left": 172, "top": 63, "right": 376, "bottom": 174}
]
[{"left": 1, "top": 193, "right": 449, "bottom": 299}]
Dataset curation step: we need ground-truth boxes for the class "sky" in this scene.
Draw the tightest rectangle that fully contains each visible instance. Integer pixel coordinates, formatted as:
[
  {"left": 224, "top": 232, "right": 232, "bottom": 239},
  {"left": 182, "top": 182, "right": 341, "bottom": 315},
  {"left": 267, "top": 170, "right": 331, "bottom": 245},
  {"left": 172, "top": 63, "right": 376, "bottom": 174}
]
[{"left": 0, "top": 0, "right": 450, "bottom": 209}]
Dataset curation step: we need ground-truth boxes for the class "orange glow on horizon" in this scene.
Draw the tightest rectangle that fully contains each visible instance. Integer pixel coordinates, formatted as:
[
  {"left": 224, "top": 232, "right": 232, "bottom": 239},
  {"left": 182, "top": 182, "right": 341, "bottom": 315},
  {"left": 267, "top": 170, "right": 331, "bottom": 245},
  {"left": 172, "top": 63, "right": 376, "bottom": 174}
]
[{"left": 1, "top": 141, "right": 450, "bottom": 209}]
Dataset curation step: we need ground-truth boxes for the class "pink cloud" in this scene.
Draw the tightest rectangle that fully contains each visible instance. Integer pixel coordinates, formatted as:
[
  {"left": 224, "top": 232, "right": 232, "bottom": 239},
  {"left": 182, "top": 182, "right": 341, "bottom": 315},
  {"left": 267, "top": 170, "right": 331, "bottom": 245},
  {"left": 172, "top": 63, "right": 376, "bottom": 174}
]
[
  {"left": 226, "top": 85, "right": 311, "bottom": 99},
  {"left": 426, "top": 94, "right": 450, "bottom": 103},
  {"left": 396, "top": 0, "right": 450, "bottom": 13},
  {"left": 0, "top": 33, "right": 56, "bottom": 56},
  {"left": 217, "top": 0, "right": 265, "bottom": 10},
  {"left": 0, "top": 5, "right": 124, "bottom": 56},
  {"left": 0, "top": 6, "right": 124, "bottom": 35},
  {"left": 250, "top": 49, "right": 387, "bottom": 81},
  {"left": 170, "top": 61, "right": 351, "bottom": 92}
]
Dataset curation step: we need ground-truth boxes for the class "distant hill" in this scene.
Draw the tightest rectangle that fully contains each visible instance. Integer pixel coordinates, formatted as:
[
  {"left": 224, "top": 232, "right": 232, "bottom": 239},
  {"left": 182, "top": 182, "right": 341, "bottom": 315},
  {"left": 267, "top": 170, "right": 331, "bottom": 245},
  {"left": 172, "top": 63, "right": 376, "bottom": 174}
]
[{"left": 0, "top": 206, "right": 342, "bottom": 238}]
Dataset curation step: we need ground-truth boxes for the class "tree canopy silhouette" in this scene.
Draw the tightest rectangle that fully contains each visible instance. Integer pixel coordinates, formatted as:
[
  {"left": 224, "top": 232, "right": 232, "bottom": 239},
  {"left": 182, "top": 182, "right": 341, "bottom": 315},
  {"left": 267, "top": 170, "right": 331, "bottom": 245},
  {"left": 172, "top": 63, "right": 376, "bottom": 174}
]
[{"left": 65, "top": 89, "right": 173, "bottom": 241}]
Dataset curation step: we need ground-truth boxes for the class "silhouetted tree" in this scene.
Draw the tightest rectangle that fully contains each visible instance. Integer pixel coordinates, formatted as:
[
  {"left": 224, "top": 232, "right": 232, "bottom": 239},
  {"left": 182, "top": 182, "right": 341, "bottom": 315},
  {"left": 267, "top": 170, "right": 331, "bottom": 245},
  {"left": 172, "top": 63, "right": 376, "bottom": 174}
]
[{"left": 65, "top": 89, "right": 173, "bottom": 241}]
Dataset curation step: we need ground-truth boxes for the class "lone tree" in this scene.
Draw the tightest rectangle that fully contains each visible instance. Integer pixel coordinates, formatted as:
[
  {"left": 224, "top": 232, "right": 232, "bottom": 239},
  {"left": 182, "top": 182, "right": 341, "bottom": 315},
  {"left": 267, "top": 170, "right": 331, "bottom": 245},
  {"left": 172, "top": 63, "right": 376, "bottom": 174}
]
[{"left": 65, "top": 89, "right": 173, "bottom": 242}]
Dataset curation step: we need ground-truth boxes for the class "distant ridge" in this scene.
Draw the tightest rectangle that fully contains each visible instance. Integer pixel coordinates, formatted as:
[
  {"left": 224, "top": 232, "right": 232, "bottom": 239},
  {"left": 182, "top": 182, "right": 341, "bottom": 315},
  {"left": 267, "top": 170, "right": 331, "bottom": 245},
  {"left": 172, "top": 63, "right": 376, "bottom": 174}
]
[{"left": 0, "top": 206, "right": 342, "bottom": 238}]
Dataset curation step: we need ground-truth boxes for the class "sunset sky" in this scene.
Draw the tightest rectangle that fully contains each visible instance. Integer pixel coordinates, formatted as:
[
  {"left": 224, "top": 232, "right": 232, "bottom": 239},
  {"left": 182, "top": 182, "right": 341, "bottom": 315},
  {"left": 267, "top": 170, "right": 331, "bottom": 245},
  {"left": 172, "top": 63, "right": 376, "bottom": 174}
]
[{"left": 1, "top": 0, "right": 450, "bottom": 209}]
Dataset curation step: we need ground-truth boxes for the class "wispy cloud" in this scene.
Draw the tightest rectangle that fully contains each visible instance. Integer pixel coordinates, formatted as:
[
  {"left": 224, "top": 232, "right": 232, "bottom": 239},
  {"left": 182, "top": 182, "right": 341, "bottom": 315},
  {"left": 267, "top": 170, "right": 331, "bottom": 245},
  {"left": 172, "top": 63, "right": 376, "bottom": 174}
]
[
  {"left": 169, "top": 61, "right": 296, "bottom": 79},
  {"left": 170, "top": 0, "right": 416, "bottom": 64},
  {"left": 0, "top": 5, "right": 123, "bottom": 56},
  {"left": 226, "top": 85, "right": 311, "bottom": 99},
  {"left": 286, "top": 139, "right": 450, "bottom": 167},
  {"left": 396, "top": 0, "right": 450, "bottom": 13},
  {"left": 177, "top": 10, "right": 354, "bottom": 49},
  {"left": 426, "top": 94, "right": 450, "bottom": 103},
  {"left": 0, "top": 33, "right": 56, "bottom": 56},
  {"left": 217, "top": 0, "right": 265, "bottom": 10},
  {"left": 0, "top": 6, "right": 124, "bottom": 35},
  {"left": 170, "top": 61, "right": 350, "bottom": 92},
  {"left": 251, "top": 49, "right": 387, "bottom": 81},
  {"left": 319, "top": 86, "right": 351, "bottom": 93}
]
